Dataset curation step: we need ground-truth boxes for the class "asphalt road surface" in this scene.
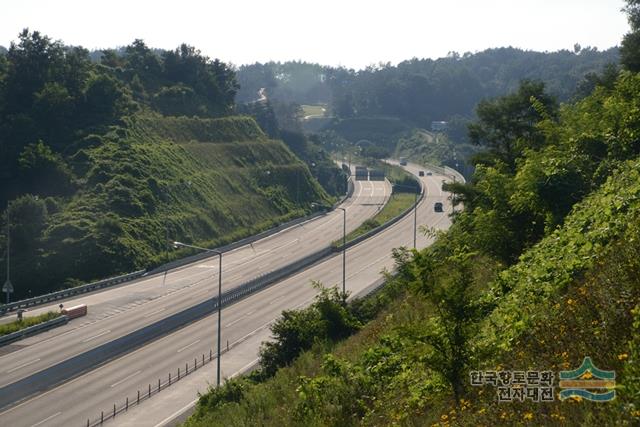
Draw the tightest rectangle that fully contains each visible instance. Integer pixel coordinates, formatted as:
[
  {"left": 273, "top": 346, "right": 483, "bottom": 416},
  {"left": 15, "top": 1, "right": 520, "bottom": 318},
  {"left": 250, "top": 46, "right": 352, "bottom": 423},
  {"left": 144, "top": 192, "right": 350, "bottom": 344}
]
[
  {"left": 0, "top": 163, "right": 455, "bottom": 427},
  {"left": 0, "top": 178, "right": 389, "bottom": 389}
]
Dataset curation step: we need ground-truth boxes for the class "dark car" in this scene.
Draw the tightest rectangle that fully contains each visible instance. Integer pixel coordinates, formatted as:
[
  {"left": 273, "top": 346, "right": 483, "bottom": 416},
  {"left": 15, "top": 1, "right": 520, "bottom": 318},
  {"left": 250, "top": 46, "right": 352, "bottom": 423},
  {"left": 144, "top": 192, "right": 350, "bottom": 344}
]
[
  {"left": 434, "top": 202, "right": 444, "bottom": 212},
  {"left": 426, "top": 171, "right": 432, "bottom": 176},
  {"left": 419, "top": 170, "right": 425, "bottom": 177}
]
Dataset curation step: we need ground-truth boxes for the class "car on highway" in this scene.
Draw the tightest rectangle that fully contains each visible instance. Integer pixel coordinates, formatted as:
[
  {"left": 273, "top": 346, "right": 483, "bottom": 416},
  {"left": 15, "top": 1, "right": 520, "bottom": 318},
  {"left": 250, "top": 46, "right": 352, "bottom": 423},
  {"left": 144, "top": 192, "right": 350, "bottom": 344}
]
[
  {"left": 434, "top": 202, "right": 444, "bottom": 212},
  {"left": 399, "top": 159, "right": 407, "bottom": 166},
  {"left": 427, "top": 171, "right": 432, "bottom": 176},
  {"left": 419, "top": 170, "right": 425, "bottom": 176}
]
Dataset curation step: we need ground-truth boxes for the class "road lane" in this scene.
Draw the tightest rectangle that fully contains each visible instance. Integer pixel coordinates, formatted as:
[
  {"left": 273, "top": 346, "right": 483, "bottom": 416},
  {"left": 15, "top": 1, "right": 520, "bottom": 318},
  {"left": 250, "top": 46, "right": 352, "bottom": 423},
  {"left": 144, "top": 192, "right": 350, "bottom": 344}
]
[
  {"left": 0, "top": 179, "right": 390, "bottom": 389},
  {"left": 0, "top": 168, "right": 454, "bottom": 427}
]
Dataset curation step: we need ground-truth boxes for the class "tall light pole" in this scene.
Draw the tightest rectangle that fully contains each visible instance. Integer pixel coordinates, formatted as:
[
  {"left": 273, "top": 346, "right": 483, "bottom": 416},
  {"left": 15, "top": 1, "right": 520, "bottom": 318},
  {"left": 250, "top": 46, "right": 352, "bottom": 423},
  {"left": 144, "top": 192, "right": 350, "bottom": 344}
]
[
  {"left": 394, "top": 184, "right": 420, "bottom": 249},
  {"left": 173, "top": 241, "right": 223, "bottom": 387},
  {"left": 337, "top": 207, "right": 346, "bottom": 300},
  {"left": 311, "top": 203, "right": 347, "bottom": 300},
  {"left": 3, "top": 203, "right": 12, "bottom": 304}
]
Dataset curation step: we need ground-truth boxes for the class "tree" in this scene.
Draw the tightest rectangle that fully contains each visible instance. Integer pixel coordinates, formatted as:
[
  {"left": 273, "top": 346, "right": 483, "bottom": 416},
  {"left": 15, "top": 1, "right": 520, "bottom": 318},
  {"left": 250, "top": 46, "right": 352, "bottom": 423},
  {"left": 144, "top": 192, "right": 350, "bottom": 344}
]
[
  {"left": 3, "top": 29, "right": 65, "bottom": 114},
  {"left": 82, "top": 73, "right": 131, "bottom": 127},
  {"left": 468, "top": 80, "right": 557, "bottom": 170},
  {"left": 407, "top": 250, "right": 486, "bottom": 405},
  {"left": 18, "top": 141, "right": 74, "bottom": 196},
  {"left": 258, "top": 282, "right": 357, "bottom": 377},
  {"left": 123, "top": 39, "right": 163, "bottom": 91},
  {"left": 622, "top": 0, "right": 640, "bottom": 71},
  {"left": 6, "top": 195, "right": 48, "bottom": 253}
]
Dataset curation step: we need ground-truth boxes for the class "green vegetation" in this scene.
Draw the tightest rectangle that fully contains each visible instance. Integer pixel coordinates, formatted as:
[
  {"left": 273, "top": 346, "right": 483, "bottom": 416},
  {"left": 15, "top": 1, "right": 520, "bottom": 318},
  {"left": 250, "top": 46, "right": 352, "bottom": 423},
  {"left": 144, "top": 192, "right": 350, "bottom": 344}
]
[
  {"left": 183, "top": 278, "right": 404, "bottom": 427},
  {"left": 0, "top": 31, "right": 334, "bottom": 299},
  {"left": 0, "top": 113, "right": 330, "bottom": 298},
  {"left": 184, "top": 5, "right": 640, "bottom": 421},
  {"left": 238, "top": 47, "right": 619, "bottom": 174},
  {"left": 237, "top": 49, "right": 618, "bottom": 122},
  {"left": 235, "top": 102, "right": 348, "bottom": 198},
  {"left": 0, "top": 311, "right": 61, "bottom": 336}
]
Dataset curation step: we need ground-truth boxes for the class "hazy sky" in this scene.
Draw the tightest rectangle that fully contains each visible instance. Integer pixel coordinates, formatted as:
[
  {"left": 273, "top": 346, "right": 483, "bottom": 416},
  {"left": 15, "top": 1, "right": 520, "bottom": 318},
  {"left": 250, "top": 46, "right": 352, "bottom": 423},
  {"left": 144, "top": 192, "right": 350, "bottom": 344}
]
[{"left": 1, "top": 0, "right": 630, "bottom": 69}]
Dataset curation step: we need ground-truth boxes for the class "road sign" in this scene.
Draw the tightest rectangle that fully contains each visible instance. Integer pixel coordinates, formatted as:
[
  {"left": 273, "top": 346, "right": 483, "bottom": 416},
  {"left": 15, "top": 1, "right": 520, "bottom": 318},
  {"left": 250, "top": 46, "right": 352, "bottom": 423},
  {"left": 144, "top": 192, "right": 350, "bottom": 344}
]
[{"left": 2, "top": 280, "right": 13, "bottom": 293}]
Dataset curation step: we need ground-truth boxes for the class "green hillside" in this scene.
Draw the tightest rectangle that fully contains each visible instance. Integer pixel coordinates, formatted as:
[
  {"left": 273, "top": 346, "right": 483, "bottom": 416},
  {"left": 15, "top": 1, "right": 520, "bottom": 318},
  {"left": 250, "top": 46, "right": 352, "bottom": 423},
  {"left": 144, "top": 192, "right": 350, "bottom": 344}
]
[
  {"left": 182, "top": 68, "right": 640, "bottom": 426},
  {"left": 0, "top": 32, "right": 337, "bottom": 300},
  {"left": 1, "top": 113, "right": 330, "bottom": 298}
]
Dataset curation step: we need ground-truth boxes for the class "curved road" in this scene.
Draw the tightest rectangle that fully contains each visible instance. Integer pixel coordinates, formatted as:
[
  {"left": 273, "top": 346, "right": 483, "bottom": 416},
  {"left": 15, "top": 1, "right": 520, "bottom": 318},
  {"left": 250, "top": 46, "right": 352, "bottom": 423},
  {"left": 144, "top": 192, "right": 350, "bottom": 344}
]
[
  {"left": 0, "top": 178, "right": 390, "bottom": 390},
  {"left": 0, "top": 164, "right": 454, "bottom": 427}
]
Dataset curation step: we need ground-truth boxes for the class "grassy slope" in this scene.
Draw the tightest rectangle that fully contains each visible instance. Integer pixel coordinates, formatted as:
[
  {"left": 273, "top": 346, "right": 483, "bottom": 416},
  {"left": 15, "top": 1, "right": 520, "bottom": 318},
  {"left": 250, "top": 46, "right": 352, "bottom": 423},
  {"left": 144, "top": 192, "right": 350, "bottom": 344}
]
[
  {"left": 10, "top": 113, "right": 331, "bottom": 297},
  {"left": 183, "top": 157, "right": 640, "bottom": 426}
]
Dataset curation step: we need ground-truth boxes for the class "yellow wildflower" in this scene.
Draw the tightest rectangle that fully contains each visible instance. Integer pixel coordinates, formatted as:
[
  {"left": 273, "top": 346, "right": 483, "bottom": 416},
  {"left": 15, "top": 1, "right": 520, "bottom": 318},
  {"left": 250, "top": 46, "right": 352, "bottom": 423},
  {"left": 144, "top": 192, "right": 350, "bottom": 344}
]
[{"left": 618, "top": 353, "right": 629, "bottom": 361}]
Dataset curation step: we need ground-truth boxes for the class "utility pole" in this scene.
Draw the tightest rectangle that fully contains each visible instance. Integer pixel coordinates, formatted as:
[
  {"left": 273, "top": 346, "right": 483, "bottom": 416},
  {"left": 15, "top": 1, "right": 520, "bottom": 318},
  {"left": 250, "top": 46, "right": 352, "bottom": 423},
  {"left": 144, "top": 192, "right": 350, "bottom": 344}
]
[
  {"left": 413, "top": 188, "right": 418, "bottom": 249},
  {"left": 3, "top": 203, "right": 13, "bottom": 304},
  {"left": 172, "top": 241, "right": 223, "bottom": 386},
  {"left": 337, "top": 207, "right": 346, "bottom": 301},
  {"left": 296, "top": 169, "right": 300, "bottom": 205}
]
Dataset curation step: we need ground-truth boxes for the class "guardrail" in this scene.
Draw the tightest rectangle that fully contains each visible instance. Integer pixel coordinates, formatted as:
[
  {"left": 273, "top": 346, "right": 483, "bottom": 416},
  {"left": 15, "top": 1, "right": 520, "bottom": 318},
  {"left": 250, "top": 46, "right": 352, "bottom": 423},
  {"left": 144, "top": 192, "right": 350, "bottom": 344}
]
[
  {"left": 0, "top": 315, "right": 69, "bottom": 346},
  {"left": 87, "top": 265, "right": 392, "bottom": 427},
  {"left": 444, "top": 165, "right": 466, "bottom": 183},
  {"left": 0, "top": 173, "right": 405, "bottom": 408},
  {"left": 86, "top": 348, "right": 217, "bottom": 427},
  {"left": 0, "top": 178, "right": 355, "bottom": 316},
  {"left": 0, "top": 243, "right": 334, "bottom": 409},
  {"left": 0, "top": 271, "right": 145, "bottom": 315}
]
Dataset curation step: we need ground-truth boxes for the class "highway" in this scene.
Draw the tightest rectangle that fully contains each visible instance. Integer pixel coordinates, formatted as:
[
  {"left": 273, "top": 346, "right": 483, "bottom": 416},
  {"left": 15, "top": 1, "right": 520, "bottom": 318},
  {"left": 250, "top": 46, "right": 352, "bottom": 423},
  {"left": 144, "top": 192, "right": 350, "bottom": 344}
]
[
  {"left": 0, "top": 163, "right": 455, "bottom": 427},
  {"left": 0, "top": 178, "right": 390, "bottom": 390}
]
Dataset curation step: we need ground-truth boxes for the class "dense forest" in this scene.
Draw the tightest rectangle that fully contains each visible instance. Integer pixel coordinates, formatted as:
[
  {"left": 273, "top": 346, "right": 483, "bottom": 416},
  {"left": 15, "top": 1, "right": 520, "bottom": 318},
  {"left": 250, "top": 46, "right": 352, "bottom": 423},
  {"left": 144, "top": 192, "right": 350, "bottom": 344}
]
[
  {"left": 184, "top": 2, "right": 640, "bottom": 426},
  {"left": 235, "top": 46, "right": 620, "bottom": 177},
  {"left": 236, "top": 47, "right": 618, "bottom": 126}
]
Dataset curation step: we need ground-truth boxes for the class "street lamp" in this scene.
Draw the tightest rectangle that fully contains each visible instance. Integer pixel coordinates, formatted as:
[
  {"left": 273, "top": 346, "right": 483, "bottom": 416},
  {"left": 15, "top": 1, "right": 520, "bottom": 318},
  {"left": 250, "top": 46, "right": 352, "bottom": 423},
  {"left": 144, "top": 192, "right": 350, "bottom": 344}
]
[
  {"left": 337, "top": 207, "right": 346, "bottom": 300},
  {"left": 3, "top": 204, "right": 13, "bottom": 304},
  {"left": 172, "top": 241, "right": 223, "bottom": 387},
  {"left": 311, "top": 203, "right": 347, "bottom": 300},
  {"left": 393, "top": 183, "right": 420, "bottom": 249}
]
